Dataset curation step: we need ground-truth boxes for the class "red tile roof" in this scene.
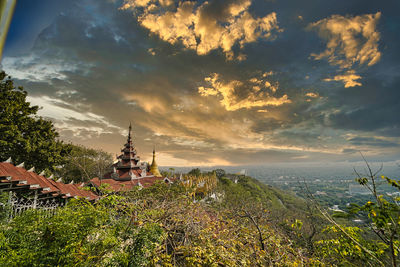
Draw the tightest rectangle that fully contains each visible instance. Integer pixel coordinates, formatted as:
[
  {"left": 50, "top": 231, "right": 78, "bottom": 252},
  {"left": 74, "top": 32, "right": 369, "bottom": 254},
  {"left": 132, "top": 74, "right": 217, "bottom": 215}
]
[
  {"left": 1, "top": 160, "right": 172, "bottom": 200},
  {"left": 0, "top": 162, "right": 98, "bottom": 200},
  {"left": 90, "top": 176, "right": 169, "bottom": 191},
  {"left": 90, "top": 177, "right": 138, "bottom": 191},
  {"left": 103, "top": 167, "right": 146, "bottom": 180}
]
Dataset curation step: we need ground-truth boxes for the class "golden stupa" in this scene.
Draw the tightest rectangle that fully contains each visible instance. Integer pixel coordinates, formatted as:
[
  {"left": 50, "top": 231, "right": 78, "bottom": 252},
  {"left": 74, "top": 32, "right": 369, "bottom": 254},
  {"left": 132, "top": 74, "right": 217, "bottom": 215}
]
[{"left": 150, "top": 148, "right": 161, "bottom": 177}]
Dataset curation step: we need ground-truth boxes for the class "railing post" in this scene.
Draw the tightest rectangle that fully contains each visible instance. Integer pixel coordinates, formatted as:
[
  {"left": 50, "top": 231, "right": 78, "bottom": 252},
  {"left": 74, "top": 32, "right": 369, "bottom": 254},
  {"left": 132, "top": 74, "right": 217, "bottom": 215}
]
[
  {"left": 7, "top": 190, "right": 12, "bottom": 205},
  {"left": 33, "top": 190, "right": 38, "bottom": 209},
  {"left": 6, "top": 190, "right": 12, "bottom": 220}
]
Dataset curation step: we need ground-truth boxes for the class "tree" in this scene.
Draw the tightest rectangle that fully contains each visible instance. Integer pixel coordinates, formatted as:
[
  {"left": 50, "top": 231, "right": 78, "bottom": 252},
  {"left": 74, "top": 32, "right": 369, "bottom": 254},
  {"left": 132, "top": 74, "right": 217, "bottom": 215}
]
[
  {"left": 213, "top": 168, "right": 226, "bottom": 179},
  {"left": 0, "top": 173, "right": 315, "bottom": 266},
  {"left": 0, "top": 71, "right": 68, "bottom": 173},
  {"left": 188, "top": 168, "right": 201, "bottom": 176},
  {"left": 349, "top": 157, "right": 400, "bottom": 267},
  {"left": 315, "top": 225, "right": 384, "bottom": 266},
  {"left": 304, "top": 157, "right": 399, "bottom": 266},
  {"left": 160, "top": 167, "right": 175, "bottom": 178},
  {"left": 55, "top": 144, "right": 113, "bottom": 183}
]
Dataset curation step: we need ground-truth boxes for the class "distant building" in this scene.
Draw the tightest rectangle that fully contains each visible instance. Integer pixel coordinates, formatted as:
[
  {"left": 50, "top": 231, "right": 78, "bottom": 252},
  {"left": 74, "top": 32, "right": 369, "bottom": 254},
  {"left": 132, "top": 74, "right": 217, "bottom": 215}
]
[
  {"left": 348, "top": 184, "right": 370, "bottom": 195},
  {"left": 329, "top": 205, "right": 344, "bottom": 212},
  {"left": 90, "top": 124, "right": 168, "bottom": 192},
  {"left": 103, "top": 123, "right": 150, "bottom": 180},
  {"left": 314, "top": 191, "right": 327, "bottom": 196},
  {"left": 0, "top": 124, "right": 172, "bottom": 216}
]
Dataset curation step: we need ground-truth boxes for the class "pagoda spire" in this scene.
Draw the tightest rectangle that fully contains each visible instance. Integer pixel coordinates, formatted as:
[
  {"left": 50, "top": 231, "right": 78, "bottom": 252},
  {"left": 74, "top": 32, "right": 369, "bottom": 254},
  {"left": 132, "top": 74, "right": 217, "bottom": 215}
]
[
  {"left": 128, "top": 122, "right": 132, "bottom": 142},
  {"left": 150, "top": 146, "right": 161, "bottom": 177},
  {"left": 123, "top": 123, "right": 136, "bottom": 154},
  {"left": 103, "top": 123, "right": 161, "bottom": 181}
]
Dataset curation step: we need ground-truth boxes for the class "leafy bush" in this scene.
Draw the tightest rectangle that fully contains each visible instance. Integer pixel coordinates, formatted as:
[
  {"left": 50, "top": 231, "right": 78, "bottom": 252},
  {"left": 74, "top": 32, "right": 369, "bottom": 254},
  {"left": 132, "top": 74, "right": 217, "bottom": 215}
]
[{"left": 0, "top": 181, "right": 312, "bottom": 266}]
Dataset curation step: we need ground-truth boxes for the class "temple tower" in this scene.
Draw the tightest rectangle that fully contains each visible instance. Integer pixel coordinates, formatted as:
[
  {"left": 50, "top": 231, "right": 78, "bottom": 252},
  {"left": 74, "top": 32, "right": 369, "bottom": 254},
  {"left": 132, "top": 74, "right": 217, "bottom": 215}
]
[
  {"left": 108, "top": 124, "right": 149, "bottom": 181},
  {"left": 150, "top": 148, "right": 161, "bottom": 177}
]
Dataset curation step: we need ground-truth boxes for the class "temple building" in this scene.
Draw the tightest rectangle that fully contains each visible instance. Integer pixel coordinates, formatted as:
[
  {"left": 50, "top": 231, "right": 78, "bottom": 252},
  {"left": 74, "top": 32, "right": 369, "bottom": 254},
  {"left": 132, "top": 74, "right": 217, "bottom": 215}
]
[
  {"left": 0, "top": 159, "right": 99, "bottom": 219},
  {"left": 103, "top": 123, "right": 151, "bottom": 180},
  {"left": 0, "top": 124, "right": 171, "bottom": 216},
  {"left": 90, "top": 124, "right": 166, "bottom": 191},
  {"left": 150, "top": 148, "right": 161, "bottom": 177}
]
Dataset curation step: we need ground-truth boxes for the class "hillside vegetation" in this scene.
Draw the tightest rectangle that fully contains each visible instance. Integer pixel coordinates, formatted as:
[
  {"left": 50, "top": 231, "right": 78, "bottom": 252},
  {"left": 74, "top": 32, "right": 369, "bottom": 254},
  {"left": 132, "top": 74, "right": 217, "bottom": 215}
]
[
  {"left": 2, "top": 170, "right": 398, "bottom": 266},
  {"left": 0, "top": 173, "right": 314, "bottom": 266}
]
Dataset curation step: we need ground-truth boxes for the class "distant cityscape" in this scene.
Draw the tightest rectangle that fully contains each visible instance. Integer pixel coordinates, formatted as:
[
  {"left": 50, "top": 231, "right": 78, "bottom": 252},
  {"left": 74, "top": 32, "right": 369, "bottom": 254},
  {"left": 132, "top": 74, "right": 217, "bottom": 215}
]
[{"left": 164, "top": 163, "right": 399, "bottom": 210}]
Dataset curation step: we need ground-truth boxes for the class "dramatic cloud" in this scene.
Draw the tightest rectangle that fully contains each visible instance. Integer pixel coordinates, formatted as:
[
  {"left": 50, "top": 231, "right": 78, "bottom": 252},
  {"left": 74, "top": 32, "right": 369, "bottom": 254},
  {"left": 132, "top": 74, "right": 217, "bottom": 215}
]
[
  {"left": 2, "top": 55, "right": 79, "bottom": 82},
  {"left": 345, "top": 135, "right": 400, "bottom": 148},
  {"left": 305, "top": 92, "right": 319, "bottom": 98},
  {"left": 198, "top": 73, "right": 291, "bottom": 111},
  {"left": 310, "top": 12, "right": 381, "bottom": 68},
  {"left": 27, "top": 96, "right": 125, "bottom": 139},
  {"left": 309, "top": 12, "right": 381, "bottom": 87},
  {"left": 3, "top": 0, "right": 399, "bottom": 165},
  {"left": 323, "top": 70, "right": 362, "bottom": 88},
  {"left": 122, "top": 0, "right": 281, "bottom": 60}
]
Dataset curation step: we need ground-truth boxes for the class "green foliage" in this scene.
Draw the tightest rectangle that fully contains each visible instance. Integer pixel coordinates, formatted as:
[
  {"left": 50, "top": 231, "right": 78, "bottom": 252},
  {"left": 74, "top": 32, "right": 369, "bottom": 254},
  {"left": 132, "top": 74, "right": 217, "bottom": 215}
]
[
  {"left": 315, "top": 225, "right": 386, "bottom": 266},
  {"left": 11, "top": 168, "right": 399, "bottom": 266},
  {"left": 179, "top": 172, "right": 218, "bottom": 200},
  {"left": 213, "top": 168, "right": 226, "bottom": 179},
  {"left": 0, "top": 191, "right": 10, "bottom": 222},
  {"left": 55, "top": 144, "right": 113, "bottom": 183},
  {"left": 312, "top": 161, "right": 400, "bottom": 267},
  {"left": 0, "top": 179, "right": 314, "bottom": 266},
  {"left": 108, "top": 223, "right": 164, "bottom": 267},
  {"left": 348, "top": 173, "right": 400, "bottom": 266},
  {"left": 188, "top": 168, "right": 201, "bottom": 176},
  {"left": 383, "top": 175, "right": 400, "bottom": 190},
  {"left": 218, "top": 174, "right": 307, "bottom": 214},
  {"left": 0, "top": 196, "right": 166, "bottom": 267},
  {"left": 1, "top": 199, "right": 109, "bottom": 266},
  {"left": 215, "top": 174, "right": 328, "bottom": 263},
  {"left": 160, "top": 168, "right": 177, "bottom": 178},
  {"left": 291, "top": 219, "right": 303, "bottom": 231},
  {"left": 0, "top": 71, "right": 67, "bottom": 173}
]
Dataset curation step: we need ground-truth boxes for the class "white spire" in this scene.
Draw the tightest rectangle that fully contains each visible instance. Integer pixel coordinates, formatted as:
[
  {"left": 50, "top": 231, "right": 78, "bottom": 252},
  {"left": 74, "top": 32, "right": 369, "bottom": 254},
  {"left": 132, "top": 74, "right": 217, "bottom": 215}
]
[
  {"left": 16, "top": 162, "right": 24, "bottom": 168},
  {"left": 28, "top": 167, "right": 35, "bottom": 172},
  {"left": 56, "top": 178, "right": 62, "bottom": 182},
  {"left": 39, "top": 171, "right": 45, "bottom": 176},
  {"left": 3, "top": 157, "right": 12, "bottom": 163}
]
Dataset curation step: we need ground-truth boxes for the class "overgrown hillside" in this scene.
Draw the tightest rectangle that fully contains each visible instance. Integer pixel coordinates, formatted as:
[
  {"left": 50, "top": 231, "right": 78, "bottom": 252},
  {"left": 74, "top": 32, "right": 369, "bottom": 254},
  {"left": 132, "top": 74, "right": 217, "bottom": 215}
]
[
  {"left": 219, "top": 174, "right": 306, "bottom": 210},
  {"left": 0, "top": 173, "right": 317, "bottom": 266},
  {"left": 1, "top": 171, "right": 398, "bottom": 266}
]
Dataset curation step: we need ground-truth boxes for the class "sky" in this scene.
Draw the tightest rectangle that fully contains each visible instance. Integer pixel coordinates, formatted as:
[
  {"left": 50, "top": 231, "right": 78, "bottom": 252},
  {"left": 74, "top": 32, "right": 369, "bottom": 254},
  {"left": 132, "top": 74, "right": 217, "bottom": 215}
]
[{"left": 1, "top": 0, "right": 400, "bottom": 166}]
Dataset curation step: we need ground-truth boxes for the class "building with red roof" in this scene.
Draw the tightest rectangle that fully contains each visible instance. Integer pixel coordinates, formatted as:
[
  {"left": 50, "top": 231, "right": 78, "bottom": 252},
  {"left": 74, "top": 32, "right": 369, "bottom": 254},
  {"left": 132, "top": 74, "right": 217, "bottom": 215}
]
[
  {"left": 0, "top": 160, "right": 98, "bottom": 203},
  {"left": 90, "top": 124, "right": 168, "bottom": 192},
  {"left": 0, "top": 125, "right": 173, "bottom": 217}
]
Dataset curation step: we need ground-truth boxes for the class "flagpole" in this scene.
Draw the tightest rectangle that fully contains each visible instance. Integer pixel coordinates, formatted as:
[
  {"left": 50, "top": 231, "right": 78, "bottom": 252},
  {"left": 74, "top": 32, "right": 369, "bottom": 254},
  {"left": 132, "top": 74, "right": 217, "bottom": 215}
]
[{"left": 0, "top": 0, "right": 16, "bottom": 61}]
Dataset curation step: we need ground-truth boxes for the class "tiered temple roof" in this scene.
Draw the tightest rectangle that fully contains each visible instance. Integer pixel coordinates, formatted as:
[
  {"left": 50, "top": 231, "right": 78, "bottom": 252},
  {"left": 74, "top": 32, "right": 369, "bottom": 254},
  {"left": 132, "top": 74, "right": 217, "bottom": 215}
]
[
  {"left": 92, "top": 124, "right": 165, "bottom": 191},
  {"left": 103, "top": 123, "right": 153, "bottom": 181},
  {"left": 0, "top": 124, "right": 176, "bottom": 206}
]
